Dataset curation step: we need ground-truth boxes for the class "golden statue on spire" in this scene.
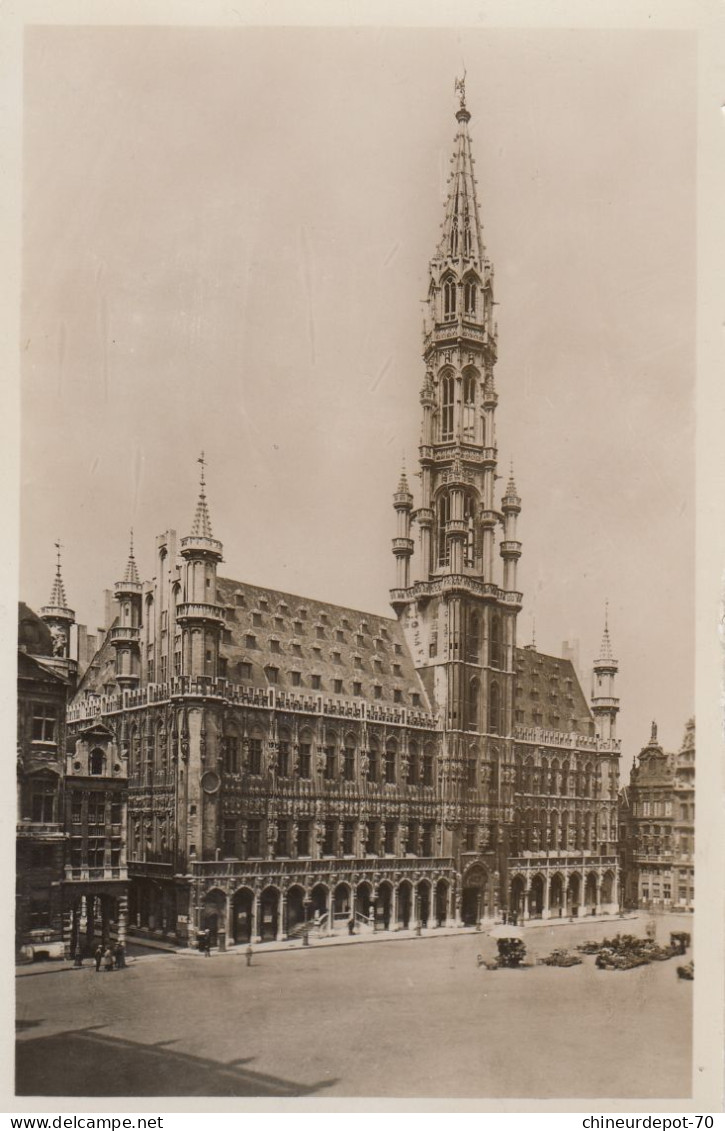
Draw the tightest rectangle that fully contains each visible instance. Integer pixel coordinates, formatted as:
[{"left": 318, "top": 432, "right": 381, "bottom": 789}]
[{"left": 454, "top": 72, "right": 467, "bottom": 109}]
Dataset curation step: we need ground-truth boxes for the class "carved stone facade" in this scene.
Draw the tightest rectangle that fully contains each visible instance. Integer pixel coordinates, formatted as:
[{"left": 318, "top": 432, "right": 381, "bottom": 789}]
[{"left": 65, "top": 89, "right": 621, "bottom": 947}]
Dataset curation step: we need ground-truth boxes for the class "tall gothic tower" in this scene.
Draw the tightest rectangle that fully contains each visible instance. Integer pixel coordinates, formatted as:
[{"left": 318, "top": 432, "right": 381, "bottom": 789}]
[{"left": 391, "top": 83, "right": 522, "bottom": 884}]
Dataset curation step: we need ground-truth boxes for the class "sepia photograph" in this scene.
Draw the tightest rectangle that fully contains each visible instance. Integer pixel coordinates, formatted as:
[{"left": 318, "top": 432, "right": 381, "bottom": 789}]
[{"left": 11, "top": 10, "right": 711, "bottom": 1107}]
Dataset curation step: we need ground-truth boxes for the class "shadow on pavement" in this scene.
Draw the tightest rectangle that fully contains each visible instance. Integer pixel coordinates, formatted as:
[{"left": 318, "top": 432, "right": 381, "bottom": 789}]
[{"left": 16, "top": 1026, "right": 338, "bottom": 1097}]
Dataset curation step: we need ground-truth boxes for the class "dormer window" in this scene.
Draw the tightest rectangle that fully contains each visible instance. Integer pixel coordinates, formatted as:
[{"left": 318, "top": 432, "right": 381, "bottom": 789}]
[
  {"left": 265, "top": 666, "right": 279, "bottom": 684},
  {"left": 252, "top": 612, "right": 262, "bottom": 626},
  {"left": 270, "top": 638, "right": 281, "bottom": 654},
  {"left": 259, "top": 598, "right": 269, "bottom": 611}
]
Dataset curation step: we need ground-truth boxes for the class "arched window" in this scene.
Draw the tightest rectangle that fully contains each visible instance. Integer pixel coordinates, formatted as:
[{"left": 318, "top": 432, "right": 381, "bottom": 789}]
[
  {"left": 440, "top": 372, "right": 454, "bottom": 441},
  {"left": 422, "top": 743, "right": 435, "bottom": 786},
  {"left": 466, "top": 677, "right": 479, "bottom": 731},
  {"left": 463, "top": 277, "right": 477, "bottom": 316},
  {"left": 449, "top": 215, "right": 459, "bottom": 258},
  {"left": 462, "top": 370, "right": 477, "bottom": 442},
  {"left": 466, "top": 612, "right": 480, "bottom": 663},
  {"left": 407, "top": 740, "right": 418, "bottom": 786},
  {"left": 368, "top": 737, "right": 379, "bottom": 782},
  {"left": 384, "top": 738, "right": 397, "bottom": 784},
  {"left": 463, "top": 490, "right": 477, "bottom": 568},
  {"left": 489, "top": 681, "right": 501, "bottom": 735},
  {"left": 90, "top": 748, "right": 105, "bottom": 776},
  {"left": 490, "top": 615, "right": 502, "bottom": 669},
  {"left": 437, "top": 492, "right": 452, "bottom": 568},
  {"left": 443, "top": 276, "right": 456, "bottom": 319}
]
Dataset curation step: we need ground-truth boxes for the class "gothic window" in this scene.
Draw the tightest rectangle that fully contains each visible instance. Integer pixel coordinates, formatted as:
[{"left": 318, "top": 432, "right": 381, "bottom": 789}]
[
  {"left": 343, "top": 736, "right": 355, "bottom": 781},
  {"left": 467, "top": 757, "right": 477, "bottom": 788},
  {"left": 422, "top": 743, "right": 435, "bottom": 786},
  {"left": 440, "top": 373, "right": 455, "bottom": 441},
  {"left": 422, "top": 823, "right": 434, "bottom": 856},
  {"left": 324, "top": 742, "right": 336, "bottom": 780},
  {"left": 368, "top": 738, "right": 379, "bottom": 782},
  {"left": 248, "top": 734, "right": 263, "bottom": 775},
  {"left": 384, "top": 738, "right": 397, "bottom": 784},
  {"left": 462, "top": 369, "right": 477, "bottom": 442},
  {"left": 247, "top": 820, "right": 261, "bottom": 858},
  {"left": 223, "top": 819, "right": 238, "bottom": 858},
  {"left": 299, "top": 731, "right": 312, "bottom": 779},
  {"left": 366, "top": 820, "right": 379, "bottom": 855},
  {"left": 342, "top": 820, "right": 355, "bottom": 856},
  {"left": 437, "top": 492, "right": 452, "bottom": 568},
  {"left": 449, "top": 215, "right": 459, "bottom": 257},
  {"left": 463, "top": 491, "right": 478, "bottom": 568},
  {"left": 323, "top": 820, "right": 336, "bottom": 856},
  {"left": 297, "top": 820, "right": 311, "bottom": 856},
  {"left": 384, "top": 820, "right": 397, "bottom": 854},
  {"left": 463, "top": 277, "right": 477, "bottom": 315},
  {"left": 407, "top": 740, "right": 419, "bottom": 785},
  {"left": 278, "top": 730, "right": 291, "bottom": 776},
  {"left": 466, "top": 677, "right": 480, "bottom": 731},
  {"left": 90, "top": 748, "right": 105, "bottom": 776},
  {"left": 490, "top": 615, "right": 502, "bottom": 669},
  {"left": 488, "top": 681, "right": 501, "bottom": 735},
  {"left": 276, "top": 820, "right": 289, "bottom": 857}
]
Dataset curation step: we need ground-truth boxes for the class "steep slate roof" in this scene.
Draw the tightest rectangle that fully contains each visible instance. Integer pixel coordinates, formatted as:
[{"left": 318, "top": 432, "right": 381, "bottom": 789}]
[
  {"left": 217, "top": 576, "right": 431, "bottom": 710},
  {"left": 18, "top": 602, "right": 54, "bottom": 657},
  {"left": 513, "top": 645, "right": 594, "bottom": 735},
  {"left": 73, "top": 619, "right": 119, "bottom": 699}
]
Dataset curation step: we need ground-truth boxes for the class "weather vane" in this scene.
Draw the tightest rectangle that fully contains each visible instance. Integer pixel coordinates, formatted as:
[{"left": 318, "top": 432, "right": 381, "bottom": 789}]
[
  {"left": 197, "top": 450, "right": 206, "bottom": 490},
  {"left": 454, "top": 72, "right": 467, "bottom": 109}
]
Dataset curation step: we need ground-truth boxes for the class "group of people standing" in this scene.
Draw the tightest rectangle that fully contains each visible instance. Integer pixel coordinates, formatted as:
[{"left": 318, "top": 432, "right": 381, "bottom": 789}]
[{"left": 94, "top": 942, "right": 126, "bottom": 972}]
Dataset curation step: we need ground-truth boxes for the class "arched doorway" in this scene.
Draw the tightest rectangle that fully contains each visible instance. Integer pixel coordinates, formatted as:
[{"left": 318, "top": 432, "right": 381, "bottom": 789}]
[
  {"left": 201, "top": 889, "right": 226, "bottom": 945},
  {"left": 530, "top": 875, "right": 545, "bottom": 919},
  {"left": 417, "top": 880, "right": 431, "bottom": 927},
  {"left": 259, "top": 886, "right": 279, "bottom": 942},
  {"left": 376, "top": 881, "right": 392, "bottom": 930},
  {"left": 601, "top": 870, "right": 614, "bottom": 907},
  {"left": 310, "top": 883, "right": 328, "bottom": 928},
  {"left": 567, "top": 873, "right": 582, "bottom": 916},
  {"left": 510, "top": 875, "right": 526, "bottom": 920},
  {"left": 462, "top": 864, "right": 488, "bottom": 924},
  {"left": 397, "top": 881, "right": 413, "bottom": 929},
  {"left": 232, "top": 888, "right": 253, "bottom": 943},
  {"left": 356, "top": 881, "right": 372, "bottom": 925},
  {"left": 550, "top": 873, "right": 564, "bottom": 918},
  {"left": 584, "top": 872, "right": 598, "bottom": 913},
  {"left": 286, "top": 886, "right": 305, "bottom": 935},
  {"left": 435, "top": 879, "right": 449, "bottom": 927},
  {"left": 334, "top": 882, "right": 351, "bottom": 927}
]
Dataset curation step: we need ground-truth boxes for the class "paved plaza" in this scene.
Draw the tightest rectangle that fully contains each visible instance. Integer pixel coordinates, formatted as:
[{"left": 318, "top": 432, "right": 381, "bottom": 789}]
[{"left": 16, "top": 914, "right": 692, "bottom": 1099}]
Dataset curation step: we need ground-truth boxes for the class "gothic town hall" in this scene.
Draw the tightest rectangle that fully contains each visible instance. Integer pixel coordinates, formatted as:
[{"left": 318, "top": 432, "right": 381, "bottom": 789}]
[{"left": 37, "top": 89, "right": 622, "bottom": 952}]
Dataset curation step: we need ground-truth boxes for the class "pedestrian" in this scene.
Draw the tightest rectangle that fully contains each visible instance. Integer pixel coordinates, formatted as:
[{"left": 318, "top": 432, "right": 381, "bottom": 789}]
[
  {"left": 204, "top": 931, "right": 212, "bottom": 957},
  {"left": 103, "top": 946, "right": 114, "bottom": 972},
  {"left": 94, "top": 945, "right": 103, "bottom": 973},
  {"left": 114, "top": 942, "right": 125, "bottom": 970},
  {"left": 347, "top": 918, "right": 355, "bottom": 936},
  {"left": 245, "top": 944, "right": 253, "bottom": 967}
]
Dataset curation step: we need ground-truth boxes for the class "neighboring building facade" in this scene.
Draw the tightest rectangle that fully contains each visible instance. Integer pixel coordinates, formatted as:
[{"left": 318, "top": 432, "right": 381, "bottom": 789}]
[
  {"left": 16, "top": 554, "right": 129, "bottom": 960},
  {"left": 63, "top": 86, "right": 621, "bottom": 947},
  {"left": 618, "top": 719, "right": 695, "bottom": 913},
  {"left": 16, "top": 602, "right": 70, "bottom": 958}
]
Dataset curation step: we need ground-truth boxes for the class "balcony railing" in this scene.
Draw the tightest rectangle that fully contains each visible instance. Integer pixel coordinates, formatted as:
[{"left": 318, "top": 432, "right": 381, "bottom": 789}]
[
  {"left": 17, "top": 821, "right": 66, "bottom": 838},
  {"left": 188, "top": 855, "right": 455, "bottom": 880}
]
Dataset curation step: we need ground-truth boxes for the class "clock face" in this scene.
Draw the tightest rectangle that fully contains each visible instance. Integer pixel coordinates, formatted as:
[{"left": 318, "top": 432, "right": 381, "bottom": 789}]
[{"left": 200, "top": 770, "right": 220, "bottom": 795}]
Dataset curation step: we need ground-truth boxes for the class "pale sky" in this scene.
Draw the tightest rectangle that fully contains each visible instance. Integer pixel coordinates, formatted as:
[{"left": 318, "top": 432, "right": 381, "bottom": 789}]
[{"left": 20, "top": 26, "right": 696, "bottom": 771}]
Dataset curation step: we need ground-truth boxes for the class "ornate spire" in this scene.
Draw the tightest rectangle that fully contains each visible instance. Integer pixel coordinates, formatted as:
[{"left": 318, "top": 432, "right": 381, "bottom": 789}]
[
  {"left": 191, "top": 451, "right": 214, "bottom": 539},
  {"left": 435, "top": 81, "right": 485, "bottom": 265},
  {"left": 122, "top": 529, "right": 140, "bottom": 585},
  {"left": 596, "top": 601, "right": 615, "bottom": 663},
  {"left": 502, "top": 462, "right": 521, "bottom": 509},
  {"left": 48, "top": 539, "right": 68, "bottom": 609}
]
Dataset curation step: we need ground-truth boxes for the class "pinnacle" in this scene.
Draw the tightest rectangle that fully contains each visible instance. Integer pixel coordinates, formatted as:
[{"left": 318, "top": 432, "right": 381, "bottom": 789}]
[
  {"left": 48, "top": 539, "right": 68, "bottom": 608},
  {"left": 435, "top": 89, "right": 485, "bottom": 266},
  {"left": 191, "top": 451, "right": 214, "bottom": 539},
  {"left": 122, "top": 529, "right": 140, "bottom": 585},
  {"left": 597, "top": 601, "right": 615, "bottom": 663}
]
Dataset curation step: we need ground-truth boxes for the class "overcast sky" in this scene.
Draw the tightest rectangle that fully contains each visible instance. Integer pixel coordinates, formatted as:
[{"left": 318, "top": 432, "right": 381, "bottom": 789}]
[{"left": 20, "top": 25, "right": 696, "bottom": 769}]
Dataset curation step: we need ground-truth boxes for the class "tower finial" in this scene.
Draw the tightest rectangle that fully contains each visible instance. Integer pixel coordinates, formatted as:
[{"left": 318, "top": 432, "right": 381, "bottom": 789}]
[
  {"left": 122, "top": 527, "right": 140, "bottom": 586},
  {"left": 454, "top": 72, "right": 467, "bottom": 110},
  {"left": 48, "top": 538, "right": 68, "bottom": 608},
  {"left": 191, "top": 452, "right": 214, "bottom": 539},
  {"left": 532, "top": 616, "right": 536, "bottom": 649},
  {"left": 650, "top": 720, "right": 658, "bottom": 745}
]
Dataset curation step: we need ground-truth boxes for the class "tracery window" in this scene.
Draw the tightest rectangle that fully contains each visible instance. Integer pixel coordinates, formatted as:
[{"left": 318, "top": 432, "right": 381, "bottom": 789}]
[
  {"left": 462, "top": 370, "right": 477, "bottom": 442},
  {"left": 463, "top": 277, "right": 477, "bottom": 315},
  {"left": 488, "top": 681, "right": 501, "bottom": 735},
  {"left": 437, "top": 492, "right": 452, "bottom": 568},
  {"left": 490, "top": 615, "right": 502, "bottom": 669},
  {"left": 440, "top": 373, "right": 455, "bottom": 441},
  {"left": 466, "top": 677, "right": 480, "bottom": 731}
]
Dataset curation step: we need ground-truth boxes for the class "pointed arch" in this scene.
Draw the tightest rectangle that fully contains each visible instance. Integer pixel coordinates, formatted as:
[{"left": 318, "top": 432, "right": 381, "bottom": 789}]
[
  {"left": 462, "top": 365, "right": 479, "bottom": 444},
  {"left": 466, "top": 676, "right": 480, "bottom": 731},
  {"left": 440, "top": 370, "right": 455, "bottom": 442},
  {"left": 490, "top": 613, "right": 502, "bottom": 669},
  {"left": 488, "top": 680, "right": 501, "bottom": 735},
  {"left": 463, "top": 273, "right": 478, "bottom": 316},
  {"left": 466, "top": 610, "right": 480, "bottom": 662},
  {"left": 437, "top": 491, "right": 452, "bottom": 567},
  {"left": 442, "top": 274, "right": 457, "bottom": 319}
]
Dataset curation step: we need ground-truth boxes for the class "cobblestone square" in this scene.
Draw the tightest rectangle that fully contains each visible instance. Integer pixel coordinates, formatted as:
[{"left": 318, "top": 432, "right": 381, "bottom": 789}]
[{"left": 16, "top": 918, "right": 692, "bottom": 1099}]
